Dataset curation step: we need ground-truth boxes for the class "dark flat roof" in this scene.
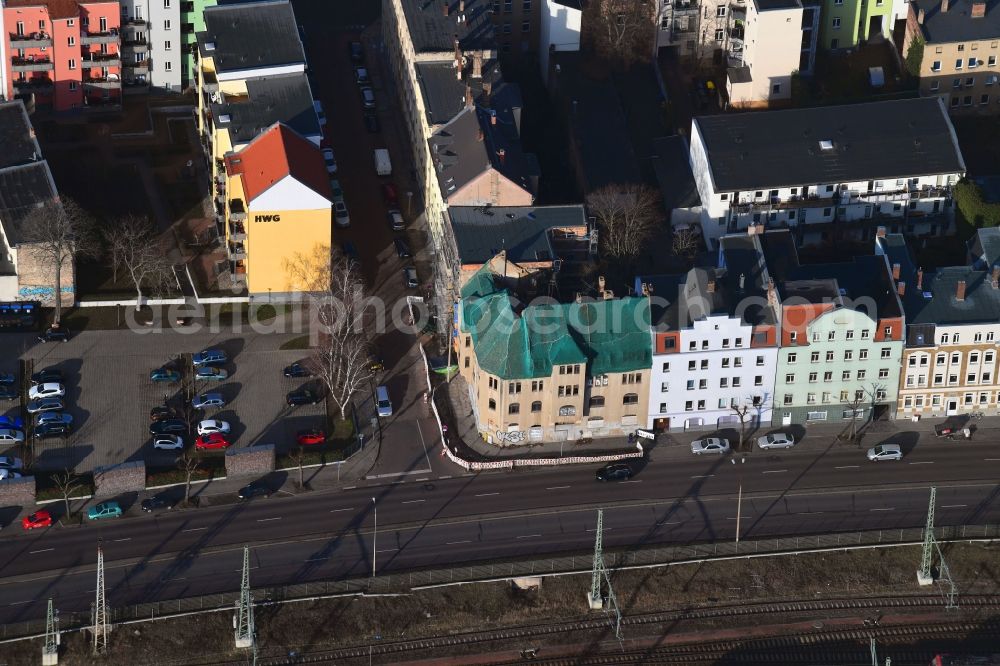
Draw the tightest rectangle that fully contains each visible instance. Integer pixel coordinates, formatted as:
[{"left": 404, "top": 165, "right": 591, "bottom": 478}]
[
  {"left": 914, "top": 0, "right": 1000, "bottom": 42},
  {"left": 450, "top": 205, "right": 586, "bottom": 264},
  {"left": 416, "top": 61, "right": 502, "bottom": 126},
  {"left": 694, "top": 97, "right": 966, "bottom": 192},
  {"left": 199, "top": 0, "right": 304, "bottom": 74},
  {"left": 212, "top": 73, "right": 319, "bottom": 145},
  {"left": 400, "top": 0, "right": 495, "bottom": 54}
]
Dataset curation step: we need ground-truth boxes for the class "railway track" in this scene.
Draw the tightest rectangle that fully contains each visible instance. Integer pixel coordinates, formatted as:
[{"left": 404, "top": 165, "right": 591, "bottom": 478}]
[{"left": 241, "top": 594, "right": 1000, "bottom": 665}]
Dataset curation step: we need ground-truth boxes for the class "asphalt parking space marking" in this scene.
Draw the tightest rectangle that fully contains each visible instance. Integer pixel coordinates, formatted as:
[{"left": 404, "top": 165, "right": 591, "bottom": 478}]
[
  {"left": 182, "top": 527, "right": 206, "bottom": 532},
  {"left": 546, "top": 486, "right": 570, "bottom": 490},
  {"left": 908, "top": 461, "right": 934, "bottom": 465},
  {"left": 330, "top": 507, "right": 355, "bottom": 512},
  {"left": 29, "top": 548, "right": 54, "bottom": 554},
  {"left": 256, "top": 517, "right": 282, "bottom": 522},
  {"left": 869, "top": 508, "right": 895, "bottom": 512},
  {"left": 402, "top": 499, "right": 425, "bottom": 504},
  {"left": 475, "top": 492, "right": 499, "bottom": 497},
  {"left": 941, "top": 504, "right": 967, "bottom": 508},
  {"left": 446, "top": 540, "right": 471, "bottom": 545},
  {"left": 762, "top": 469, "right": 787, "bottom": 474},
  {"left": 516, "top": 534, "right": 542, "bottom": 540},
  {"left": 835, "top": 465, "right": 859, "bottom": 469}
]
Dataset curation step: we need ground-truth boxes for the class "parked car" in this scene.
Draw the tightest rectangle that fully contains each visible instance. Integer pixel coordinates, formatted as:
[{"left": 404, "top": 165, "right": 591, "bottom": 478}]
[
  {"left": 152, "top": 435, "right": 184, "bottom": 451},
  {"left": 0, "top": 373, "right": 15, "bottom": 384},
  {"left": 354, "top": 66, "right": 370, "bottom": 85},
  {"left": 35, "top": 412, "right": 72, "bottom": 428},
  {"left": 197, "top": 419, "right": 231, "bottom": 436},
  {"left": 0, "top": 469, "right": 22, "bottom": 480},
  {"left": 360, "top": 86, "right": 376, "bottom": 109},
  {"left": 30, "top": 368, "right": 62, "bottom": 385},
  {"left": 26, "top": 397, "right": 64, "bottom": 414},
  {"left": 0, "top": 416, "right": 24, "bottom": 430},
  {"left": 195, "top": 367, "right": 229, "bottom": 382},
  {"left": 0, "top": 429, "right": 25, "bottom": 444},
  {"left": 192, "top": 349, "right": 227, "bottom": 367},
  {"left": 381, "top": 183, "right": 399, "bottom": 207},
  {"left": 596, "top": 463, "right": 633, "bottom": 482},
  {"left": 150, "top": 405, "right": 175, "bottom": 421},
  {"left": 296, "top": 429, "right": 326, "bottom": 446},
  {"left": 690, "top": 437, "right": 731, "bottom": 455},
  {"left": 393, "top": 237, "right": 411, "bottom": 258},
  {"left": 150, "top": 367, "right": 181, "bottom": 383},
  {"left": 403, "top": 266, "right": 418, "bottom": 289},
  {"left": 196, "top": 433, "right": 230, "bottom": 450},
  {"left": 329, "top": 179, "right": 345, "bottom": 201},
  {"left": 237, "top": 481, "right": 271, "bottom": 500},
  {"left": 141, "top": 494, "right": 175, "bottom": 513},
  {"left": 867, "top": 443, "right": 903, "bottom": 462},
  {"left": 22, "top": 510, "right": 52, "bottom": 530},
  {"left": 322, "top": 148, "right": 338, "bottom": 174},
  {"left": 0, "top": 386, "right": 17, "bottom": 401},
  {"left": 28, "top": 383, "right": 65, "bottom": 400},
  {"left": 150, "top": 418, "right": 188, "bottom": 436},
  {"left": 192, "top": 392, "right": 225, "bottom": 410},
  {"left": 87, "top": 502, "right": 123, "bottom": 521},
  {"left": 363, "top": 112, "right": 380, "bottom": 134},
  {"left": 0, "top": 456, "right": 23, "bottom": 470},
  {"left": 756, "top": 433, "right": 796, "bottom": 450},
  {"left": 35, "top": 422, "right": 72, "bottom": 439},
  {"left": 313, "top": 100, "right": 327, "bottom": 126},
  {"left": 349, "top": 40, "right": 364, "bottom": 62},
  {"left": 283, "top": 363, "right": 312, "bottom": 378},
  {"left": 334, "top": 200, "right": 350, "bottom": 227},
  {"left": 387, "top": 209, "right": 405, "bottom": 231},
  {"left": 38, "top": 326, "right": 69, "bottom": 343},
  {"left": 287, "top": 387, "right": 322, "bottom": 406}
]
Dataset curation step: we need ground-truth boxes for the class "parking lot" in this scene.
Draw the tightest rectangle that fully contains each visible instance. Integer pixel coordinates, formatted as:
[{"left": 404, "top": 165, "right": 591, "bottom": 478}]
[{"left": 0, "top": 327, "right": 325, "bottom": 474}]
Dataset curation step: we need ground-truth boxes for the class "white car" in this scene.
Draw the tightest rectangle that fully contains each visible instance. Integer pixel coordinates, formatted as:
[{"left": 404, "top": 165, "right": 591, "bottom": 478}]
[
  {"left": 691, "top": 437, "right": 731, "bottom": 455},
  {"left": 0, "top": 429, "right": 25, "bottom": 444},
  {"left": 867, "top": 443, "right": 903, "bottom": 462},
  {"left": 322, "top": 148, "right": 337, "bottom": 174},
  {"left": 756, "top": 433, "right": 795, "bottom": 450},
  {"left": 28, "top": 383, "right": 65, "bottom": 400},
  {"left": 0, "top": 468, "right": 23, "bottom": 480},
  {"left": 153, "top": 435, "right": 184, "bottom": 451},
  {"left": 334, "top": 200, "right": 350, "bottom": 227},
  {"left": 197, "top": 420, "right": 231, "bottom": 436}
]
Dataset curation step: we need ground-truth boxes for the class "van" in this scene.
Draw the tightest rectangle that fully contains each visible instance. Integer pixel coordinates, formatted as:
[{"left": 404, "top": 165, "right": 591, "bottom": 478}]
[
  {"left": 374, "top": 148, "right": 392, "bottom": 176},
  {"left": 376, "top": 385, "right": 393, "bottom": 417}
]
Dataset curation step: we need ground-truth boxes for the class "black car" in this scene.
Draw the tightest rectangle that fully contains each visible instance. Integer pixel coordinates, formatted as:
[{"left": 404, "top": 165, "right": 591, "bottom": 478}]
[
  {"left": 150, "top": 418, "right": 187, "bottom": 436},
  {"left": 283, "top": 362, "right": 312, "bottom": 378},
  {"left": 0, "top": 385, "right": 17, "bottom": 401},
  {"left": 38, "top": 327, "right": 69, "bottom": 343},
  {"left": 35, "top": 422, "right": 72, "bottom": 439},
  {"left": 30, "top": 368, "right": 62, "bottom": 385},
  {"left": 150, "top": 405, "right": 176, "bottom": 421},
  {"left": 349, "top": 40, "right": 364, "bottom": 63},
  {"left": 141, "top": 494, "right": 175, "bottom": 513},
  {"left": 237, "top": 481, "right": 271, "bottom": 500},
  {"left": 286, "top": 387, "right": 322, "bottom": 406},
  {"left": 363, "top": 112, "right": 380, "bottom": 134},
  {"left": 394, "top": 237, "right": 412, "bottom": 259},
  {"left": 596, "top": 463, "right": 633, "bottom": 482}
]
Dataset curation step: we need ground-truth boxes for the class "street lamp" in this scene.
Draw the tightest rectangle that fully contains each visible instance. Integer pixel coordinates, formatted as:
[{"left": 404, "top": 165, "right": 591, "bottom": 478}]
[{"left": 371, "top": 497, "right": 377, "bottom": 579}]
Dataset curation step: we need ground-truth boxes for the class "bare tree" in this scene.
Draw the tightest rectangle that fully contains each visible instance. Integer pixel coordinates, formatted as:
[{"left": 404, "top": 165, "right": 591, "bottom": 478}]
[
  {"left": 582, "top": 0, "right": 655, "bottom": 69},
  {"left": 844, "top": 389, "right": 866, "bottom": 445},
  {"left": 731, "top": 402, "right": 755, "bottom": 452},
  {"left": 19, "top": 198, "right": 97, "bottom": 324},
  {"left": 587, "top": 184, "right": 663, "bottom": 260},
  {"left": 103, "top": 214, "right": 175, "bottom": 309},
  {"left": 291, "top": 446, "right": 308, "bottom": 490},
  {"left": 52, "top": 469, "right": 81, "bottom": 520},
  {"left": 177, "top": 451, "right": 200, "bottom": 506},
  {"left": 671, "top": 227, "right": 702, "bottom": 262},
  {"left": 863, "top": 382, "right": 888, "bottom": 426}
]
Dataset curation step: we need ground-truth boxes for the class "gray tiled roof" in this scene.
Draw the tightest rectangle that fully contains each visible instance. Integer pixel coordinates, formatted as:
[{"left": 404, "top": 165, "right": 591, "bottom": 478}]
[
  {"left": 399, "top": 0, "right": 496, "bottom": 54},
  {"left": 968, "top": 227, "right": 1000, "bottom": 269},
  {"left": 199, "top": 0, "right": 304, "bottom": 74},
  {"left": 651, "top": 135, "right": 701, "bottom": 211},
  {"left": 415, "top": 61, "right": 502, "bottom": 127},
  {"left": 211, "top": 73, "right": 320, "bottom": 146},
  {"left": 914, "top": 0, "right": 1000, "bottom": 43},
  {"left": 0, "top": 101, "right": 57, "bottom": 246},
  {"left": 449, "top": 204, "right": 585, "bottom": 265},
  {"left": 694, "top": 97, "right": 966, "bottom": 192}
]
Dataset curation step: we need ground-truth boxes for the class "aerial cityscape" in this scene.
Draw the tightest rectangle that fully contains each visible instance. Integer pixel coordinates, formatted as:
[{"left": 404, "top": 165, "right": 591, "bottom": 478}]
[{"left": 0, "top": 0, "right": 999, "bottom": 663}]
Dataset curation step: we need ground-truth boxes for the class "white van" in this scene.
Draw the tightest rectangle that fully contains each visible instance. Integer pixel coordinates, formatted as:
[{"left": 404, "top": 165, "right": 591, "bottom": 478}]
[
  {"left": 376, "top": 385, "right": 393, "bottom": 417},
  {"left": 374, "top": 148, "right": 392, "bottom": 176}
]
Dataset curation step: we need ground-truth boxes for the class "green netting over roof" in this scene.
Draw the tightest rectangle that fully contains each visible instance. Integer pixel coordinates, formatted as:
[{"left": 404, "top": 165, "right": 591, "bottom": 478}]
[{"left": 460, "top": 266, "right": 652, "bottom": 380}]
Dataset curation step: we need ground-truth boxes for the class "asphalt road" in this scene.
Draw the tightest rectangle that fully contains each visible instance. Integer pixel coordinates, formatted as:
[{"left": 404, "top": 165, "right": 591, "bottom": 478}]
[{"left": 1, "top": 440, "right": 998, "bottom": 625}]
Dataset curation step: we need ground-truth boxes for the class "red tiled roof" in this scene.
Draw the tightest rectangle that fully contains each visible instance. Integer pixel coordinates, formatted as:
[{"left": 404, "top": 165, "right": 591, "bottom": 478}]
[
  {"left": 225, "top": 123, "right": 331, "bottom": 205},
  {"left": 5, "top": 0, "right": 82, "bottom": 20}
]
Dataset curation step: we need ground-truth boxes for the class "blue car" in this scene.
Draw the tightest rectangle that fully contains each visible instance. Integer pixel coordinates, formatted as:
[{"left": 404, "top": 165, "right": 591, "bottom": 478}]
[
  {"left": 0, "top": 415, "right": 24, "bottom": 430},
  {"left": 87, "top": 502, "right": 123, "bottom": 521},
  {"left": 0, "top": 373, "right": 15, "bottom": 385},
  {"left": 195, "top": 367, "right": 228, "bottom": 381},
  {"left": 150, "top": 367, "right": 181, "bottom": 383},
  {"left": 192, "top": 349, "right": 227, "bottom": 367},
  {"left": 35, "top": 412, "right": 73, "bottom": 428}
]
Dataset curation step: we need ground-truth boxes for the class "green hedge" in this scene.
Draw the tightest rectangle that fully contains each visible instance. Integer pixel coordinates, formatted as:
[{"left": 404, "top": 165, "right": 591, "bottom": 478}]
[
  {"left": 146, "top": 467, "right": 219, "bottom": 487},
  {"left": 954, "top": 179, "right": 1000, "bottom": 232}
]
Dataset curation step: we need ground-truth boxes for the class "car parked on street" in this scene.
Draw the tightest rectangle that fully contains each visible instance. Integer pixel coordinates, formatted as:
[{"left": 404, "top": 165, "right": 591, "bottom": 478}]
[
  {"left": 403, "top": 267, "right": 418, "bottom": 289},
  {"left": 87, "top": 502, "right": 123, "bottom": 521},
  {"left": 354, "top": 66, "right": 370, "bottom": 85},
  {"left": 867, "top": 443, "right": 903, "bottom": 462},
  {"left": 197, "top": 420, "right": 231, "bottom": 436},
  {"left": 381, "top": 183, "right": 398, "bottom": 207},
  {"left": 30, "top": 368, "right": 62, "bottom": 385},
  {"left": 596, "top": 463, "right": 633, "bottom": 482},
  {"left": 690, "top": 437, "right": 731, "bottom": 455},
  {"left": 150, "top": 418, "right": 188, "bottom": 436},
  {"left": 393, "top": 237, "right": 411, "bottom": 258},
  {"left": 150, "top": 405, "right": 176, "bottom": 421},
  {"left": 26, "top": 397, "right": 64, "bottom": 414},
  {"left": 192, "top": 393, "right": 225, "bottom": 410},
  {"left": 152, "top": 435, "right": 184, "bottom": 451},
  {"left": 0, "top": 429, "right": 25, "bottom": 444},
  {"left": 313, "top": 100, "right": 327, "bottom": 126},
  {"left": 141, "top": 494, "right": 175, "bottom": 513},
  {"left": 334, "top": 200, "right": 350, "bottom": 227},
  {"left": 360, "top": 86, "right": 376, "bottom": 109},
  {"left": 0, "top": 468, "right": 22, "bottom": 480},
  {"left": 237, "top": 481, "right": 271, "bottom": 500},
  {"left": 349, "top": 40, "right": 364, "bottom": 62},
  {"left": 756, "top": 433, "right": 796, "bottom": 450},
  {"left": 35, "top": 421, "right": 72, "bottom": 439},
  {"left": 35, "top": 412, "right": 73, "bottom": 428},
  {"left": 0, "top": 385, "right": 16, "bottom": 401},
  {"left": 0, "top": 456, "right": 23, "bottom": 470},
  {"left": 363, "top": 112, "right": 380, "bottom": 133},
  {"left": 296, "top": 429, "right": 326, "bottom": 446},
  {"left": 0, "top": 416, "right": 24, "bottom": 430},
  {"left": 196, "top": 433, "right": 230, "bottom": 450},
  {"left": 192, "top": 349, "right": 227, "bottom": 367},
  {"left": 0, "top": 373, "right": 15, "bottom": 384},
  {"left": 322, "top": 147, "right": 338, "bottom": 174},
  {"left": 287, "top": 387, "right": 322, "bottom": 406},
  {"left": 387, "top": 209, "right": 405, "bottom": 231},
  {"left": 195, "top": 367, "right": 229, "bottom": 382},
  {"left": 28, "top": 383, "right": 65, "bottom": 400},
  {"left": 22, "top": 510, "right": 52, "bottom": 530},
  {"left": 329, "top": 179, "right": 345, "bottom": 202},
  {"left": 283, "top": 362, "right": 312, "bottom": 378},
  {"left": 150, "top": 367, "right": 181, "bottom": 383},
  {"left": 38, "top": 326, "right": 69, "bottom": 343}
]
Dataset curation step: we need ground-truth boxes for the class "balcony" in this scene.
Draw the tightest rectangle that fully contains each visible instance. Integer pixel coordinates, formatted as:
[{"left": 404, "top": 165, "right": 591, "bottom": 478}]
[
  {"left": 13, "top": 77, "right": 54, "bottom": 94},
  {"left": 83, "top": 53, "right": 122, "bottom": 68},
  {"left": 672, "top": 0, "right": 699, "bottom": 12},
  {"left": 124, "top": 60, "right": 149, "bottom": 75},
  {"left": 201, "top": 68, "right": 219, "bottom": 93},
  {"left": 122, "top": 36, "right": 148, "bottom": 53},
  {"left": 11, "top": 56, "right": 54, "bottom": 73},
  {"left": 731, "top": 194, "right": 835, "bottom": 214},
  {"left": 181, "top": 0, "right": 195, "bottom": 14},
  {"left": 229, "top": 219, "right": 247, "bottom": 241},
  {"left": 229, "top": 198, "right": 247, "bottom": 222},
  {"left": 84, "top": 76, "right": 122, "bottom": 90},
  {"left": 228, "top": 242, "right": 247, "bottom": 261},
  {"left": 9, "top": 32, "right": 52, "bottom": 48},
  {"left": 81, "top": 29, "right": 119, "bottom": 45},
  {"left": 122, "top": 19, "right": 147, "bottom": 30}
]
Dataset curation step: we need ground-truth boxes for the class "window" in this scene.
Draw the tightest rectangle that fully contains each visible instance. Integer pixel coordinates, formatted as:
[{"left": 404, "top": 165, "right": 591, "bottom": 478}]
[
  {"left": 685, "top": 401, "right": 693, "bottom": 411},
  {"left": 164, "top": 19, "right": 171, "bottom": 30},
  {"left": 970, "top": 57, "right": 978, "bottom": 68},
  {"left": 531, "top": 401, "right": 541, "bottom": 413},
  {"left": 989, "top": 333, "right": 996, "bottom": 342},
  {"left": 488, "top": 399, "right": 496, "bottom": 410},
  {"left": 504, "top": 0, "right": 512, "bottom": 9},
  {"left": 659, "top": 402, "right": 666, "bottom": 413},
  {"left": 67, "top": 18, "right": 74, "bottom": 26},
  {"left": 826, "top": 351, "right": 835, "bottom": 362},
  {"left": 689, "top": 341, "right": 696, "bottom": 351},
  {"left": 857, "top": 369, "right": 867, "bottom": 379},
  {"left": 949, "top": 374, "right": 959, "bottom": 385},
  {"left": 164, "top": 39, "right": 172, "bottom": 50},
  {"left": 822, "top": 392, "right": 831, "bottom": 403},
  {"left": 736, "top": 338, "right": 743, "bottom": 347},
  {"left": 722, "top": 358, "right": 731, "bottom": 368},
  {"left": 623, "top": 373, "right": 641, "bottom": 385},
  {"left": 930, "top": 81, "right": 940, "bottom": 92},
  {"left": 823, "top": 371, "right": 833, "bottom": 382},
  {"left": 714, "top": 28, "right": 725, "bottom": 41},
  {"left": 832, "top": 17, "right": 841, "bottom": 29},
  {"left": 508, "top": 403, "right": 520, "bottom": 415},
  {"left": 699, "top": 379, "right": 707, "bottom": 390},
  {"left": 700, "top": 359, "right": 709, "bottom": 370},
  {"left": 99, "top": 17, "right": 106, "bottom": 31},
  {"left": 522, "top": 20, "right": 530, "bottom": 32},
  {"left": 755, "top": 375, "right": 763, "bottom": 386},
  {"left": 861, "top": 330, "right": 870, "bottom": 339},
  {"left": 842, "top": 370, "right": 851, "bottom": 381},
  {"left": 991, "top": 55, "right": 998, "bottom": 67},
  {"left": 880, "top": 348, "right": 891, "bottom": 359},
  {"left": 734, "top": 358, "right": 743, "bottom": 367},
  {"left": 986, "top": 352, "right": 995, "bottom": 364},
  {"left": 934, "top": 373, "right": 944, "bottom": 386},
  {"left": 965, "top": 95, "right": 974, "bottom": 106},
  {"left": 531, "top": 380, "right": 543, "bottom": 392},
  {"left": 557, "top": 385, "right": 579, "bottom": 397},
  {"left": 661, "top": 362, "right": 670, "bottom": 373},
  {"left": 702, "top": 340, "right": 709, "bottom": 350},
  {"left": 790, "top": 332, "right": 798, "bottom": 344},
  {"left": 859, "top": 350, "right": 869, "bottom": 360},
  {"left": 756, "top": 355, "right": 764, "bottom": 366},
  {"left": 716, "top": 4, "right": 726, "bottom": 16},
  {"left": 623, "top": 393, "right": 639, "bottom": 406},
  {"left": 686, "top": 380, "right": 695, "bottom": 390},
  {"left": 772, "top": 83, "right": 781, "bottom": 95},
  {"left": 722, "top": 338, "right": 730, "bottom": 348},
  {"left": 688, "top": 360, "right": 697, "bottom": 371},
  {"left": 968, "top": 373, "right": 977, "bottom": 384},
  {"left": 69, "top": 81, "right": 78, "bottom": 91},
  {"left": 844, "top": 350, "right": 853, "bottom": 361},
  {"left": 697, "top": 399, "right": 706, "bottom": 410},
  {"left": 67, "top": 36, "right": 75, "bottom": 46},
  {"left": 932, "top": 395, "right": 942, "bottom": 407},
  {"left": 810, "top": 351, "right": 820, "bottom": 363},
  {"left": 787, "top": 353, "right": 797, "bottom": 364},
  {"left": 951, "top": 353, "right": 961, "bottom": 364},
  {"left": 720, "top": 378, "right": 728, "bottom": 388},
  {"left": 589, "top": 396, "right": 605, "bottom": 408},
  {"left": 660, "top": 381, "right": 670, "bottom": 393},
  {"left": 503, "top": 22, "right": 511, "bottom": 34},
  {"left": 558, "top": 405, "right": 576, "bottom": 416},
  {"left": 983, "top": 94, "right": 991, "bottom": 105},
  {"left": 164, "top": 0, "right": 171, "bottom": 6},
  {"left": 981, "top": 392, "right": 990, "bottom": 404},
  {"left": 908, "top": 356, "right": 917, "bottom": 367},
  {"left": 807, "top": 393, "right": 816, "bottom": 404},
  {"left": 785, "top": 373, "right": 795, "bottom": 383},
  {"left": 508, "top": 382, "right": 522, "bottom": 394},
  {"left": 957, "top": 58, "right": 964, "bottom": 70},
  {"left": 68, "top": 59, "right": 76, "bottom": 70},
  {"left": 733, "top": 377, "right": 741, "bottom": 387},
  {"left": 971, "top": 352, "right": 981, "bottom": 364},
  {"left": 783, "top": 394, "right": 793, "bottom": 405},
  {"left": 878, "top": 368, "right": 890, "bottom": 379},
  {"left": 809, "top": 372, "right": 818, "bottom": 383}
]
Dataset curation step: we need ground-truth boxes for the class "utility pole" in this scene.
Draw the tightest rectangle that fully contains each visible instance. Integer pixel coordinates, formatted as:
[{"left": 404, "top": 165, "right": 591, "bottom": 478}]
[
  {"left": 917, "top": 486, "right": 937, "bottom": 586},
  {"left": 371, "top": 497, "right": 378, "bottom": 579},
  {"left": 91, "top": 545, "right": 108, "bottom": 655},
  {"left": 42, "top": 598, "right": 59, "bottom": 665},
  {"left": 234, "top": 545, "right": 255, "bottom": 650},
  {"left": 586, "top": 510, "right": 624, "bottom": 641}
]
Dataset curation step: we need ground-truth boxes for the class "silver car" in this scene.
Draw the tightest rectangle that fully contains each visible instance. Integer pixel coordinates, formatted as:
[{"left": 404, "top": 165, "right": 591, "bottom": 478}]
[
  {"left": 197, "top": 419, "right": 231, "bottom": 436},
  {"left": 691, "top": 437, "right": 730, "bottom": 455},
  {"left": 26, "top": 397, "right": 64, "bottom": 414},
  {"left": 28, "top": 383, "right": 65, "bottom": 400},
  {"left": 0, "top": 429, "right": 25, "bottom": 444},
  {"left": 192, "top": 393, "right": 225, "bottom": 410},
  {"left": 867, "top": 443, "right": 903, "bottom": 462},
  {"left": 756, "top": 433, "right": 795, "bottom": 450},
  {"left": 153, "top": 435, "right": 184, "bottom": 451}
]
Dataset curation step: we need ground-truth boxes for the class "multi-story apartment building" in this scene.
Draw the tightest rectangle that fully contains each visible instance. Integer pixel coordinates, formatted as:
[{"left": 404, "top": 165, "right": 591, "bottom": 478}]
[
  {"left": 494, "top": 0, "right": 541, "bottom": 57},
  {"left": 685, "top": 97, "right": 966, "bottom": 249},
  {"left": 820, "top": 0, "right": 894, "bottom": 50},
  {"left": 905, "top": 0, "right": 1000, "bottom": 114},
  {"left": 118, "top": 0, "right": 181, "bottom": 91},
  {"left": 762, "top": 230, "right": 905, "bottom": 426},
  {"left": 458, "top": 263, "right": 652, "bottom": 443},
  {"left": 222, "top": 122, "right": 333, "bottom": 298},
  {"left": 0, "top": 99, "right": 73, "bottom": 306},
  {"left": 878, "top": 229, "right": 1000, "bottom": 418},
  {"left": 181, "top": 0, "right": 218, "bottom": 87},
  {"left": 540, "top": 0, "right": 581, "bottom": 74},
  {"left": 726, "top": 0, "right": 803, "bottom": 108},
  {"left": 640, "top": 233, "right": 780, "bottom": 432},
  {"left": 3, "top": 0, "right": 121, "bottom": 111}
]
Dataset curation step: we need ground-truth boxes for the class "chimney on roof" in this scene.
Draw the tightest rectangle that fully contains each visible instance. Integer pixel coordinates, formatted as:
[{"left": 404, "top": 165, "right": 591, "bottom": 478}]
[
  {"left": 956, "top": 280, "right": 966, "bottom": 301},
  {"left": 897, "top": 281, "right": 906, "bottom": 297},
  {"left": 472, "top": 51, "right": 483, "bottom": 79},
  {"left": 490, "top": 110, "right": 497, "bottom": 125},
  {"left": 459, "top": 0, "right": 465, "bottom": 12},
  {"left": 941, "top": 0, "right": 950, "bottom": 12},
  {"left": 767, "top": 278, "right": 778, "bottom": 309},
  {"left": 477, "top": 128, "right": 484, "bottom": 141},
  {"left": 454, "top": 36, "right": 463, "bottom": 79},
  {"left": 917, "top": 267, "right": 924, "bottom": 290},
  {"left": 598, "top": 275, "right": 606, "bottom": 294},
  {"left": 443, "top": 0, "right": 450, "bottom": 16},
  {"left": 497, "top": 148, "right": 506, "bottom": 165},
  {"left": 892, "top": 263, "right": 901, "bottom": 280},
  {"left": 483, "top": 80, "right": 492, "bottom": 102},
  {"left": 706, "top": 279, "right": 716, "bottom": 293},
  {"left": 876, "top": 226, "right": 887, "bottom": 238},
  {"left": 641, "top": 282, "right": 650, "bottom": 297},
  {"left": 464, "top": 83, "right": 473, "bottom": 108},
  {"left": 918, "top": 7, "right": 925, "bottom": 23},
  {"left": 972, "top": 0, "right": 987, "bottom": 17}
]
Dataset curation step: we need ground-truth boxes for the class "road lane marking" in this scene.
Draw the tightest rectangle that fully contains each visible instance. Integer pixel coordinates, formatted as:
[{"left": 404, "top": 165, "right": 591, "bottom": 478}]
[
  {"left": 446, "top": 540, "right": 472, "bottom": 545},
  {"left": 438, "top": 475, "right": 452, "bottom": 480},
  {"left": 402, "top": 499, "right": 425, "bottom": 504},
  {"left": 416, "top": 478, "right": 429, "bottom": 482},
  {"left": 330, "top": 507, "right": 355, "bottom": 513},
  {"left": 29, "top": 548, "right": 54, "bottom": 554},
  {"left": 586, "top": 527, "right": 612, "bottom": 532},
  {"left": 658, "top": 521, "right": 682, "bottom": 526},
  {"left": 182, "top": 527, "right": 206, "bottom": 532},
  {"left": 376, "top": 548, "right": 398, "bottom": 553},
  {"left": 114, "top": 538, "right": 131, "bottom": 542},
  {"left": 869, "top": 508, "right": 895, "bottom": 512},
  {"left": 690, "top": 475, "right": 714, "bottom": 479},
  {"left": 516, "top": 534, "right": 542, "bottom": 539},
  {"left": 726, "top": 516, "right": 752, "bottom": 520},
  {"left": 908, "top": 461, "right": 935, "bottom": 465},
  {"left": 762, "top": 470, "right": 787, "bottom": 474},
  {"left": 256, "top": 517, "right": 282, "bottom": 522},
  {"left": 9, "top": 600, "right": 32, "bottom": 606},
  {"left": 343, "top": 486, "right": 357, "bottom": 490},
  {"left": 546, "top": 486, "right": 570, "bottom": 490},
  {"left": 621, "top": 480, "right": 642, "bottom": 484},
  {"left": 941, "top": 504, "right": 967, "bottom": 508},
  {"left": 985, "top": 458, "right": 1000, "bottom": 461},
  {"left": 835, "top": 465, "right": 859, "bottom": 469},
  {"left": 305, "top": 557, "right": 327, "bottom": 562},
  {"left": 797, "top": 512, "right": 824, "bottom": 516},
  {"left": 475, "top": 492, "right": 499, "bottom": 497}
]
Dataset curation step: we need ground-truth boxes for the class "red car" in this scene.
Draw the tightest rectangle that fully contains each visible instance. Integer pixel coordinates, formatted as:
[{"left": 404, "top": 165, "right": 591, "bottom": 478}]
[
  {"left": 195, "top": 433, "right": 230, "bottom": 450},
  {"left": 297, "top": 429, "right": 326, "bottom": 446},
  {"left": 381, "top": 183, "right": 398, "bottom": 207},
  {"left": 22, "top": 509, "right": 53, "bottom": 530}
]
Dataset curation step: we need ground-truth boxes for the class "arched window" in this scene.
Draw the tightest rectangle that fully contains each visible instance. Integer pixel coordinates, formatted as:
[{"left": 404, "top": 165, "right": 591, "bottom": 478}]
[
  {"left": 558, "top": 405, "right": 576, "bottom": 416},
  {"left": 623, "top": 393, "right": 639, "bottom": 405},
  {"left": 589, "top": 396, "right": 605, "bottom": 408},
  {"left": 508, "top": 403, "right": 520, "bottom": 415},
  {"left": 488, "top": 398, "right": 496, "bottom": 410},
  {"left": 531, "top": 401, "right": 542, "bottom": 412}
]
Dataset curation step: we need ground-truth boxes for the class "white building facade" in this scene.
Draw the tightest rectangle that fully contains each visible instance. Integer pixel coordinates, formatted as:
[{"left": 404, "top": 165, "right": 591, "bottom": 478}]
[
  {"left": 726, "top": 0, "right": 803, "bottom": 108},
  {"left": 119, "top": 0, "right": 182, "bottom": 91},
  {"left": 540, "top": 0, "right": 581, "bottom": 76}
]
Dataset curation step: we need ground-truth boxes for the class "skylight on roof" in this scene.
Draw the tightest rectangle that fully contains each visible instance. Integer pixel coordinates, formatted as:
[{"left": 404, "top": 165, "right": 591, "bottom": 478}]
[
  {"left": 205, "top": 41, "right": 216, "bottom": 51},
  {"left": 218, "top": 114, "right": 231, "bottom": 123},
  {"left": 819, "top": 140, "right": 834, "bottom": 151}
]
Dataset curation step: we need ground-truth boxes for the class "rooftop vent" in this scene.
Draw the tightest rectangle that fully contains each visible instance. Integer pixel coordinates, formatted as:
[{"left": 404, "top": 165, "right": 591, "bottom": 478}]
[
  {"left": 205, "top": 41, "right": 216, "bottom": 51},
  {"left": 218, "top": 114, "right": 231, "bottom": 123},
  {"left": 819, "top": 140, "right": 834, "bottom": 151}
]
